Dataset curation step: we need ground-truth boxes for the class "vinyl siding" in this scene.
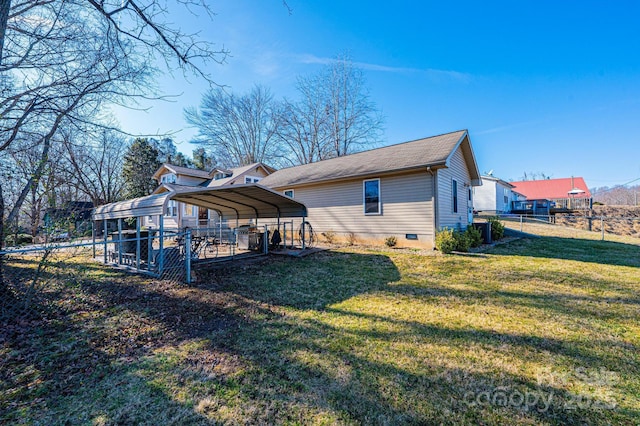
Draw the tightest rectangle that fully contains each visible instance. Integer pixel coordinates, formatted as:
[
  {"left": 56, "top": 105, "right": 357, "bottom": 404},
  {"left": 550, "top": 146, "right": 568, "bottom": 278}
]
[
  {"left": 495, "top": 183, "right": 512, "bottom": 213},
  {"left": 276, "top": 171, "right": 435, "bottom": 244},
  {"left": 473, "top": 180, "right": 497, "bottom": 212},
  {"left": 473, "top": 180, "right": 512, "bottom": 213},
  {"left": 437, "top": 146, "right": 472, "bottom": 230}
]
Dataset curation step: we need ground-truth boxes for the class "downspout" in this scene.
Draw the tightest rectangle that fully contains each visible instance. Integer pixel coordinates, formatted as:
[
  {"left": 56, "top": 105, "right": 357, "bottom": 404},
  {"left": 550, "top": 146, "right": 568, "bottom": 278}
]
[{"left": 427, "top": 167, "right": 438, "bottom": 247}]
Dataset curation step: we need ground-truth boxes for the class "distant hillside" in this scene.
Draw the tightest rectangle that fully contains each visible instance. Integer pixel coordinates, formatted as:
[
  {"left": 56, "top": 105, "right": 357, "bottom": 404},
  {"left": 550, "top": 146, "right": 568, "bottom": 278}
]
[
  {"left": 555, "top": 205, "right": 640, "bottom": 238},
  {"left": 591, "top": 184, "right": 640, "bottom": 205},
  {"left": 592, "top": 205, "right": 640, "bottom": 218}
]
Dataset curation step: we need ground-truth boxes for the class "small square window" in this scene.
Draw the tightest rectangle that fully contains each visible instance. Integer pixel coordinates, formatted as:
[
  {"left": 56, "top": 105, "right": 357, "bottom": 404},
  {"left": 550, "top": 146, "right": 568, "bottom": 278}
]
[{"left": 284, "top": 189, "right": 294, "bottom": 198}]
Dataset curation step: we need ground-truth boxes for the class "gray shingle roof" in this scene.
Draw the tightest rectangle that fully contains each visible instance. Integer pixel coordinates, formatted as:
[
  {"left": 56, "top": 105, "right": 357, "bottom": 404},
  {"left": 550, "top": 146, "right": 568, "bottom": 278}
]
[
  {"left": 260, "top": 130, "right": 468, "bottom": 188},
  {"left": 206, "top": 163, "right": 266, "bottom": 187},
  {"left": 163, "top": 164, "right": 211, "bottom": 179}
]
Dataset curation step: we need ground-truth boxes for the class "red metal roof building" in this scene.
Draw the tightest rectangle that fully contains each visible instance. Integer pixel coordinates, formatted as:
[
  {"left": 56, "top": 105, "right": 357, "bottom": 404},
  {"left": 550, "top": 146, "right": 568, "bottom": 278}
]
[{"left": 511, "top": 177, "right": 592, "bottom": 210}]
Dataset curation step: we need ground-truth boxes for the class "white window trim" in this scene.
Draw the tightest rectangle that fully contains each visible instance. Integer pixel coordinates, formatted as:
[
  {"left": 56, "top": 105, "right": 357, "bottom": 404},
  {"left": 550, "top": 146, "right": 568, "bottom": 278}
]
[
  {"left": 183, "top": 203, "right": 197, "bottom": 217},
  {"left": 161, "top": 173, "right": 176, "bottom": 184},
  {"left": 244, "top": 176, "right": 261, "bottom": 184},
  {"left": 283, "top": 189, "right": 294, "bottom": 198},
  {"left": 363, "top": 178, "right": 381, "bottom": 216},
  {"left": 165, "top": 200, "right": 178, "bottom": 217}
]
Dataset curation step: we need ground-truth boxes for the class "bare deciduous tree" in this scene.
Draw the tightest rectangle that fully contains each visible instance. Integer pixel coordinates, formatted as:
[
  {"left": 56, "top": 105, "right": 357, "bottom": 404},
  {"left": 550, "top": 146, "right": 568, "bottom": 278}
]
[
  {"left": 0, "top": 0, "right": 227, "bottom": 299},
  {"left": 277, "top": 54, "right": 384, "bottom": 165},
  {"left": 0, "top": 0, "right": 9, "bottom": 63},
  {"left": 61, "top": 129, "right": 128, "bottom": 206},
  {"left": 185, "top": 85, "right": 281, "bottom": 166},
  {"left": 592, "top": 184, "right": 640, "bottom": 206},
  {"left": 276, "top": 75, "right": 332, "bottom": 165},
  {"left": 324, "top": 54, "right": 384, "bottom": 158}
]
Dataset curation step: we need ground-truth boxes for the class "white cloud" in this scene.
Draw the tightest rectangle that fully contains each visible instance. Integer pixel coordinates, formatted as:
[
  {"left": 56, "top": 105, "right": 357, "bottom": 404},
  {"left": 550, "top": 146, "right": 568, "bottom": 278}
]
[
  {"left": 296, "top": 54, "right": 471, "bottom": 82},
  {"left": 476, "top": 120, "right": 542, "bottom": 135}
]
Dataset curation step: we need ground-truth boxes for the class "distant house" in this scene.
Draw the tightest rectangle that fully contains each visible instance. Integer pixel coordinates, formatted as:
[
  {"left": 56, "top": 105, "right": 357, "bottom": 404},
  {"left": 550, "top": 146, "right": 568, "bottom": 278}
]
[
  {"left": 147, "top": 163, "right": 275, "bottom": 229},
  {"left": 511, "top": 177, "right": 592, "bottom": 213},
  {"left": 260, "top": 130, "right": 481, "bottom": 246},
  {"left": 473, "top": 174, "right": 521, "bottom": 214}
]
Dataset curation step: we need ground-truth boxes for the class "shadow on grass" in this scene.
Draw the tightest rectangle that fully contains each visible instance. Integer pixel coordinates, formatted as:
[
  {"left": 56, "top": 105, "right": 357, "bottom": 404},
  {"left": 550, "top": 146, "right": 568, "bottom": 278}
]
[
  {"left": 195, "top": 251, "right": 402, "bottom": 310},
  {"left": 0, "top": 277, "right": 217, "bottom": 424},
  {"left": 2, "top": 249, "right": 637, "bottom": 424},
  {"left": 487, "top": 236, "right": 640, "bottom": 267}
]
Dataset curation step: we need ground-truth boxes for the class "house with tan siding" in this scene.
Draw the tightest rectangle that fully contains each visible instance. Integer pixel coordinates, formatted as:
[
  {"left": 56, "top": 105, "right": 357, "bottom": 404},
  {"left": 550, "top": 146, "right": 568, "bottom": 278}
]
[
  {"left": 146, "top": 163, "right": 274, "bottom": 229},
  {"left": 259, "top": 129, "right": 481, "bottom": 247}
]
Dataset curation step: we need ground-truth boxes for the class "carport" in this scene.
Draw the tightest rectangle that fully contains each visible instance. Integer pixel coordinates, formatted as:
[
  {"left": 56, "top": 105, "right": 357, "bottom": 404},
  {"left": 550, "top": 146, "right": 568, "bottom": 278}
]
[{"left": 92, "top": 184, "right": 308, "bottom": 279}]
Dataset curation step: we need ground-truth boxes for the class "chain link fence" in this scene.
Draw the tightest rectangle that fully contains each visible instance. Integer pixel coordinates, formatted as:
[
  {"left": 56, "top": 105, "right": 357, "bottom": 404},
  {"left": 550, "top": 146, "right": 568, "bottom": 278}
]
[
  {"left": 478, "top": 214, "right": 640, "bottom": 241},
  {"left": 0, "top": 222, "right": 292, "bottom": 320},
  {"left": 0, "top": 240, "right": 97, "bottom": 320}
]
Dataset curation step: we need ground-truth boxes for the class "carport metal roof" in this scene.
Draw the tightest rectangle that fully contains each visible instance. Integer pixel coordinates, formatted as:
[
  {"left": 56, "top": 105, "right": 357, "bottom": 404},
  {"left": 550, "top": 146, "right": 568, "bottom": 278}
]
[{"left": 92, "top": 184, "right": 307, "bottom": 221}]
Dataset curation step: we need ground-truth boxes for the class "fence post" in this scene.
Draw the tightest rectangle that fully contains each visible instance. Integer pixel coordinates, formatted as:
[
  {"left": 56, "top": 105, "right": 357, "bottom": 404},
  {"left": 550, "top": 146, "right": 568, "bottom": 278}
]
[
  {"left": 136, "top": 217, "right": 141, "bottom": 271},
  {"left": 283, "top": 223, "right": 287, "bottom": 249},
  {"left": 601, "top": 217, "right": 605, "bottom": 241},
  {"left": 117, "top": 218, "right": 122, "bottom": 265},
  {"left": 92, "top": 221, "right": 96, "bottom": 258},
  {"left": 185, "top": 229, "right": 191, "bottom": 284},
  {"left": 103, "top": 220, "right": 108, "bottom": 264},
  {"left": 520, "top": 215, "right": 523, "bottom": 232}
]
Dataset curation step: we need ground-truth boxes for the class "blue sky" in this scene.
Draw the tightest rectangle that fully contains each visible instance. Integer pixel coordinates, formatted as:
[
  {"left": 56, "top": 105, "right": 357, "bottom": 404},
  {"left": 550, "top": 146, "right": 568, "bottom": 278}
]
[{"left": 111, "top": 0, "right": 640, "bottom": 187}]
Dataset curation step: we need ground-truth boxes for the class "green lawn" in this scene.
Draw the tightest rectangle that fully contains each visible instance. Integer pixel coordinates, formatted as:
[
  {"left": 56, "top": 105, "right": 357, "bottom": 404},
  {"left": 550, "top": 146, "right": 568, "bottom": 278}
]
[{"left": 1, "top": 232, "right": 639, "bottom": 425}]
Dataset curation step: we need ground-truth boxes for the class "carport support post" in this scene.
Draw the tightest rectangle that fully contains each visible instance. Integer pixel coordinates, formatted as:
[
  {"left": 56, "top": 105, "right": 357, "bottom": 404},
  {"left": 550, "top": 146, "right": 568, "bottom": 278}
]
[
  {"left": 185, "top": 229, "right": 191, "bottom": 284},
  {"left": 103, "top": 220, "right": 108, "bottom": 263},
  {"left": 264, "top": 224, "right": 268, "bottom": 254},
  {"left": 147, "top": 230, "right": 152, "bottom": 270},
  {"left": 301, "top": 214, "right": 306, "bottom": 250},
  {"left": 136, "top": 217, "right": 141, "bottom": 271},
  {"left": 117, "top": 218, "right": 123, "bottom": 265},
  {"left": 92, "top": 221, "right": 96, "bottom": 258}
]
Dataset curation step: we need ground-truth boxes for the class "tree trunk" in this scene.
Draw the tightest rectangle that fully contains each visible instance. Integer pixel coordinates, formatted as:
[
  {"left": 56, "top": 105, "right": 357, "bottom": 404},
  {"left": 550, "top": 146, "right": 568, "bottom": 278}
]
[
  {"left": 0, "top": 0, "right": 10, "bottom": 64},
  {"left": 0, "top": 182, "right": 14, "bottom": 317}
]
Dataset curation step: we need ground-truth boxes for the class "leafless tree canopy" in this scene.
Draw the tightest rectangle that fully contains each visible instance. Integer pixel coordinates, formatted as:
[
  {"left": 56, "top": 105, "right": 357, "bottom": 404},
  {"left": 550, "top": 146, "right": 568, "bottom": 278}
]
[
  {"left": 61, "top": 129, "right": 128, "bottom": 206},
  {"left": 0, "top": 0, "right": 227, "bottom": 229},
  {"left": 0, "top": 0, "right": 228, "bottom": 297},
  {"left": 276, "top": 54, "right": 384, "bottom": 165},
  {"left": 519, "top": 171, "right": 553, "bottom": 181},
  {"left": 185, "top": 85, "right": 281, "bottom": 167},
  {"left": 185, "top": 55, "right": 385, "bottom": 168},
  {"left": 593, "top": 185, "right": 640, "bottom": 206},
  {"left": 276, "top": 75, "right": 333, "bottom": 165}
]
